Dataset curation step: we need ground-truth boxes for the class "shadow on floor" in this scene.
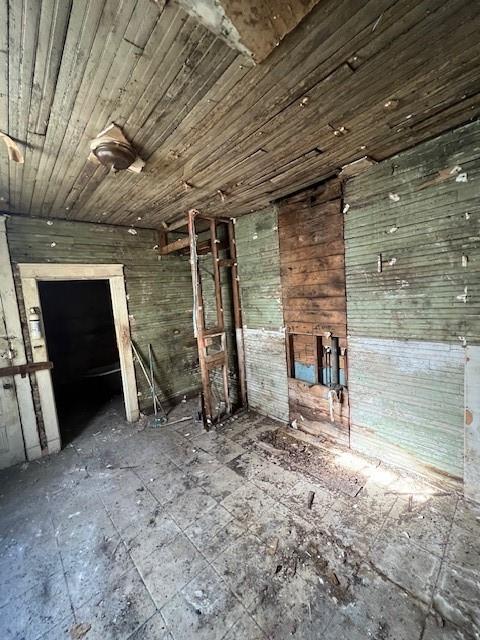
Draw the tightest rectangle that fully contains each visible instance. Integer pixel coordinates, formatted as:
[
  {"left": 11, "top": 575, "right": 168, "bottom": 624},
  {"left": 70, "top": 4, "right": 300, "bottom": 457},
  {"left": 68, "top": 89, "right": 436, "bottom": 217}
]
[{"left": 55, "top": 379, "right": 123, "bottom": 446}]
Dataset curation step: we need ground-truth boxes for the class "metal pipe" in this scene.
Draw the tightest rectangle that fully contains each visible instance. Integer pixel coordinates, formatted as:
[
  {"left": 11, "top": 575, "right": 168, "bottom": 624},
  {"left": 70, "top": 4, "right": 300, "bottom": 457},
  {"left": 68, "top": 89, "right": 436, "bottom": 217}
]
[{"left": 331, "top": 337, "right": 339, "bottom": 386}]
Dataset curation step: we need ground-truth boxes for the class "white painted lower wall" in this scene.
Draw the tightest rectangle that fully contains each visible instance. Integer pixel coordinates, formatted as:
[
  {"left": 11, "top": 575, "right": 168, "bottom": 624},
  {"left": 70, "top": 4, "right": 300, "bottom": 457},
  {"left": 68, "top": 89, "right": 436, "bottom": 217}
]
[
  {"left": 348, "top": 336, "right": 465, "bottom": 483},
  {"left": 465, "top": 345, "right": 480, "bottom": 502},
  {"left": 243, "top": 327, "right": 289, "bottom": 422}
]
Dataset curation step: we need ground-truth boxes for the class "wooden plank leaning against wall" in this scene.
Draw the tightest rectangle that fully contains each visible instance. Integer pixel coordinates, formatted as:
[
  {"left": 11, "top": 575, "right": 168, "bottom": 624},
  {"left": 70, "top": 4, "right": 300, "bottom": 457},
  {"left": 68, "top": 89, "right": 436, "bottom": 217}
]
[
  {"left": 0, "top": 216, "right": 41, "bottom": 465},
  {"left": 277, "top": 178, "right": 350, "bottom": 444}
]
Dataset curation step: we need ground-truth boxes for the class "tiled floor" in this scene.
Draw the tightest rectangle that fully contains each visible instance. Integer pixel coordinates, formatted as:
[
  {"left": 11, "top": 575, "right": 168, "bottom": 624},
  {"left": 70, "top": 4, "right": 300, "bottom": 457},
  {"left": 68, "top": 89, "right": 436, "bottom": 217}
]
[{"left": 1, "top": 397, "right": 479, "bottom": 640}]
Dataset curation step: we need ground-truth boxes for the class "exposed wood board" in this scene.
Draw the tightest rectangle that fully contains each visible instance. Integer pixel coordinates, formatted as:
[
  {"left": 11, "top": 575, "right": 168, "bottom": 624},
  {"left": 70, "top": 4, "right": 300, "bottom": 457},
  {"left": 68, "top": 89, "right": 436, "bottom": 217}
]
[
  {"left": 94, "top": 41, "right": 239, "bottom": 225},
  {"left": 177, "top": 0, "right": 323, "bottom": 64},
  {"left": 131, "top": 28, "right": 218, "bottom": 150},
  {"left": 19, "top": 0, "right": 73, "bottom": 213},
  {"left": 235, "top": 209, "right": 289, "bottom": 421},
  {"left": 41, "top": 0, "right": 140, "bottom": 216},
  {"left": 278, "top": 180, "right": 349, "bottom": 442},
  {"left": 18, "top": 273, "right": 61, "bottom": 455},
  {"left": 15, "top": 0, "right": 378, "bottom": 218},
  {"left": 161, "top": 0, "right": 480, "bottom": 218},
  {"left": 0, "top": 216, "right": 40, "bottom": 461},
  {"left": 109, "top": 4, "right": 189, "bottom": 128},
  {"left": 28, "top": 0, "right": 106, "bottom": 214},
  {"left": 8, "top": 0, "right": 41, "bottom": 211},
  {"left": 86, "top": 0, "right": 387, "bottom": 220},
  {"left": 0, "top": 0, "right": 9, "bottom": 207},
  {"left": 221, "top": 0, "right": 322, "bottom": 63},
  {"left": 125, "top": 0, "right": 457, "bottom": 211},
  {"left": 148, "top": 0, "right": 480, "bottom": 220},
  {"left": 66, "top": 13, "right": 236, "bottom": 223},
  {"left": 465, "top": 345, "right": 480, "bottom": 501}
]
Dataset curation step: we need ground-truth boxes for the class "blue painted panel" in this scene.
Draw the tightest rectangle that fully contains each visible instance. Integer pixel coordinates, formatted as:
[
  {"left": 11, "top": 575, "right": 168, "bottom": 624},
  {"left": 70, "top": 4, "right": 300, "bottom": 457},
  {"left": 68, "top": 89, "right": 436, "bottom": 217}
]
[{"left": 294, "top": 362, "right": 317, "bottom": 384}]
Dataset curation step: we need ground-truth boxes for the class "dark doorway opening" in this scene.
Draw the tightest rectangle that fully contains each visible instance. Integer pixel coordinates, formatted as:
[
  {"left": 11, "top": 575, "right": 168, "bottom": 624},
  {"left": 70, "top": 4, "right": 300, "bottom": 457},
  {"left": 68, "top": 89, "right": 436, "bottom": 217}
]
[{"left": 38, "top": 279, "right": 122, "bottom": 445}]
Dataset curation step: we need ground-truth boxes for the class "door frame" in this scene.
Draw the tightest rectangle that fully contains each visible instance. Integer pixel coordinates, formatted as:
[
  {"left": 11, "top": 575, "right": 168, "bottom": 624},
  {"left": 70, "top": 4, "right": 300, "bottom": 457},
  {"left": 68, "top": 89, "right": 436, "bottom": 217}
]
[
  {"left": 0, "top": 216, "right": 41, "bottom": 463},
  {"left": 17, "top": 263, "right": 139, "bottom": 453}
]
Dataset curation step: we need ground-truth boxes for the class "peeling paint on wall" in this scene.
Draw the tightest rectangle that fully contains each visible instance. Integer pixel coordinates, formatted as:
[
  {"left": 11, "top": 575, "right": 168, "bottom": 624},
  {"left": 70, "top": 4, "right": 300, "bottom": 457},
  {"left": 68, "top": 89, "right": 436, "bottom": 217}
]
[
  {"left": 348, "top": 336, "right": 464, "bottom": 480},
  {"left": 344, "top": 121, "right": 480, "bottom": 482},
  {"left": 6, "top": 216, "right": 199, "bottom": 419}
]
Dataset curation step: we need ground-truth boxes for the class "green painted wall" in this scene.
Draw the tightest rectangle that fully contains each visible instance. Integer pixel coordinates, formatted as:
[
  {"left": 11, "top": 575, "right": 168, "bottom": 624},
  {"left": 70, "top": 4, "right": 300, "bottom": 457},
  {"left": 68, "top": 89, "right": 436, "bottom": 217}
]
[
  {"left": 236, "top": 209, "right": 289, "bottom": 421},
  {"left": 344, "top": 121, "right": 480, "bottom": 481},
  {"left": 6, "top": 216, "right": 199, "bottom": 422},
  {"left": 344, "top": 119, "right": 480, "bottom": 344}
]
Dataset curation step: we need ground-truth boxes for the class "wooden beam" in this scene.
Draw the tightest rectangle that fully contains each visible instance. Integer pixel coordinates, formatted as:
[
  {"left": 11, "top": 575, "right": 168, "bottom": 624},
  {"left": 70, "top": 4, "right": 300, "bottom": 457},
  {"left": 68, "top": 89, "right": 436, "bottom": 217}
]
[
  {"left": 0, "top": 361, "right": 53, "bottom": 378},
  {"left": 159, "top": 236, "right": 191, "bottom": 255},
  {"left": 227, "top": 219, "right": 247, "bottom": 406}
]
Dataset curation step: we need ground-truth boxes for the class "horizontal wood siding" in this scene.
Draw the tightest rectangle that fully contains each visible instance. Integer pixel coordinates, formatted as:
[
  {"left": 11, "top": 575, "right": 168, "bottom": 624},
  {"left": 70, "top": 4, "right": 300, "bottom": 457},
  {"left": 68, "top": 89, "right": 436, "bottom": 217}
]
[
  {"left": 236, "top": 209, "right": 288, "bottom": 421},
  {"left": 344, "top": 120, "right": 480, "bottom": 344},
  {"left": 348, "top": 337, "right": 464, "bottom": 481},
  {"left": 6, "top": 216, "right": 198, "bottom": 419},
  {"left": 344, "top": 122, "right": 480, "bottom": 480}
]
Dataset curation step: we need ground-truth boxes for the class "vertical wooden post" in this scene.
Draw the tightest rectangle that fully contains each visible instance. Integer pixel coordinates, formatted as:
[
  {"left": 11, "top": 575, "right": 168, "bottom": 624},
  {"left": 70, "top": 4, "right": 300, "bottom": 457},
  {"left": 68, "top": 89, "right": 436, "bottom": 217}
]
[
  {"left": 315, "top": 335, "right": 323, "bottom": 385},
  {"left": 286, "top": 332, "right": 295, "bottom": 378},
  {"left": 188, "top": 210, "right": 213, "bottom": 426},
  {"left": 210, "top": 220, "right": 224, "bottom": 330},
  {"left": 228, "top": 220, "right": 247, "bottom": 406},
  {"left": 210, "top": 219, "right": 229, "bottom": 414}
]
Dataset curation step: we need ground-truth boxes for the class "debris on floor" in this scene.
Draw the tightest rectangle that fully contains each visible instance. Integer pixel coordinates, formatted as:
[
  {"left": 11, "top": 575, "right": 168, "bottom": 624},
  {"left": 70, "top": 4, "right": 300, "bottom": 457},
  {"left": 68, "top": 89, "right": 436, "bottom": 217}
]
[
  {"left": 0, "top": 398, "right": 479, "bottom": 640},
  {"left": 257, "top": 428, "right": 365, "bottom": 497},
  {"left": 69, "top": 622, "right": 91, "bottom": 639}
]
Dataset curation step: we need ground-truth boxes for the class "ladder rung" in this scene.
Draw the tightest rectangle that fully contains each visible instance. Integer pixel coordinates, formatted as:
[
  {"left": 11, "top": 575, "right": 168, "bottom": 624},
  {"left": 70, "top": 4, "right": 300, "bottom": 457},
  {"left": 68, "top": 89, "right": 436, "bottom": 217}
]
[
  {"left": 205, "top": 351, "right": 226, "bottom": 369},
  {"left": 202, "top": 327, "right": 225, "bottom": 337}
]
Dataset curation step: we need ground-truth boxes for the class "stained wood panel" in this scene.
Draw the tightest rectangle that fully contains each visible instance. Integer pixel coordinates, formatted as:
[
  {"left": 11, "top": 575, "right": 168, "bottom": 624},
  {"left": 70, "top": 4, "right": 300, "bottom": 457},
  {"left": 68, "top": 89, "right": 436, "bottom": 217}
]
[
  {"left": 1, "top": 1, "right": 480, "bottom": 228},
  {"left": 278, "top": 179, "right": 349, "bottom": 443},
  {"left": 278, "top": 180, "right": 347, "bottom": 339}
]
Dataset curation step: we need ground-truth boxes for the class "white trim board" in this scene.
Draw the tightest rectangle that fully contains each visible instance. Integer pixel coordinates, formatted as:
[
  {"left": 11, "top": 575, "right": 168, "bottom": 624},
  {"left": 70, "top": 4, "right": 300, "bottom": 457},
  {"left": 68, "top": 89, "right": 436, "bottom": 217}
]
[{"left": 0, "top": 217, "right": 41, "bottom": 462}]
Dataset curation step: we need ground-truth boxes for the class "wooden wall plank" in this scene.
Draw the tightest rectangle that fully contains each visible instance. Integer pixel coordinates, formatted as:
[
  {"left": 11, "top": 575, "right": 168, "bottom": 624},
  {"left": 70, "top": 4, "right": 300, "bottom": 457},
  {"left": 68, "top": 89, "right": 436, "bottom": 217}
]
[
  {"left": 278, "top": 179, "right": 349, "bottom": 440},
  {"left": 236, "top": 208, "right": 289, "bottom": 421},
  {"left": 344, "top": 119, "right": 480, "bottom": 344}
]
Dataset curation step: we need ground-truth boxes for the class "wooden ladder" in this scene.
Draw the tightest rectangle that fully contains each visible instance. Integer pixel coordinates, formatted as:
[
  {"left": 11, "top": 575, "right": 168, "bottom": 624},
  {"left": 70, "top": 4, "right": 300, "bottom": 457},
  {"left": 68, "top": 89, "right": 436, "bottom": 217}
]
[{"left": 188, "top": 210, "right": 246, "bottom": 429}]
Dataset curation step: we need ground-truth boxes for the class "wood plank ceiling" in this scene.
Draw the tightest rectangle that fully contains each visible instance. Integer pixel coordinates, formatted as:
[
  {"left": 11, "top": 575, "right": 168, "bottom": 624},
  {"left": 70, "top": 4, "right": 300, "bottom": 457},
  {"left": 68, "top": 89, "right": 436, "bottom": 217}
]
[{"left": 1, "top": 0, "right": 480, "bottom": 230}]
